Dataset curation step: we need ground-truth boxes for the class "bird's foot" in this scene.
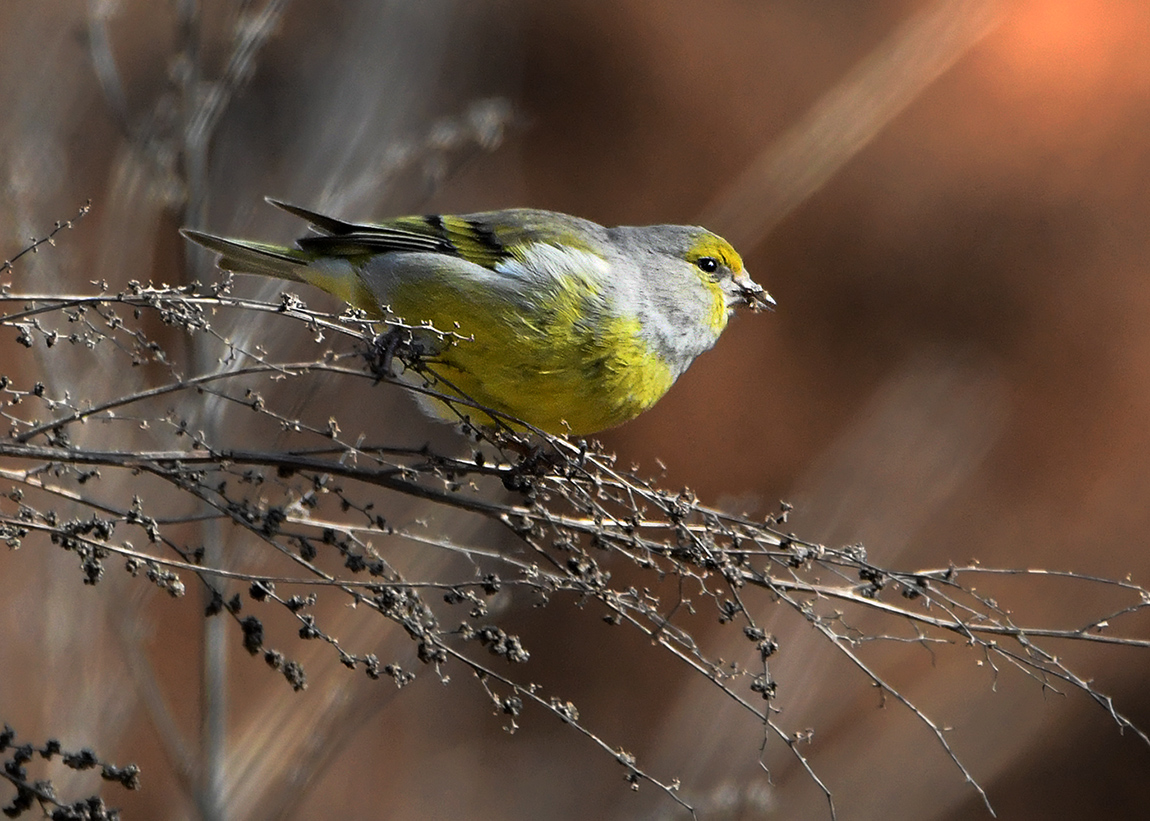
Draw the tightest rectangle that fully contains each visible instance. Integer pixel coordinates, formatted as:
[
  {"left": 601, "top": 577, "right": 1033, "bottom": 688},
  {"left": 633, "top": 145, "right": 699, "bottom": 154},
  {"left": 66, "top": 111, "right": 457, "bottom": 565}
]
[{"left": 367, "top": 327, "right": 419, "bottom": 381}]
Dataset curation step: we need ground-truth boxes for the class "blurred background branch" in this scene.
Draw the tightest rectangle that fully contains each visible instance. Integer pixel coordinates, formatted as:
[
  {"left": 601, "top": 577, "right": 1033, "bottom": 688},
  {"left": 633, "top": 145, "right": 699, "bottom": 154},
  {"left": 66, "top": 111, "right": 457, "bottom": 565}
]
[{"left": 701, "top": 0, "right": 1002, "bottom": 251}]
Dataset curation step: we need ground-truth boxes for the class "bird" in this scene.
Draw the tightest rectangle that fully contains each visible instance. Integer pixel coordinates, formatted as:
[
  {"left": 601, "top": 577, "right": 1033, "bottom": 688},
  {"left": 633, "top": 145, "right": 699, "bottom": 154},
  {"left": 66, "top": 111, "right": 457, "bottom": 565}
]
[{"left": 181, "top": 199, "right": 772, "bottom": 436}]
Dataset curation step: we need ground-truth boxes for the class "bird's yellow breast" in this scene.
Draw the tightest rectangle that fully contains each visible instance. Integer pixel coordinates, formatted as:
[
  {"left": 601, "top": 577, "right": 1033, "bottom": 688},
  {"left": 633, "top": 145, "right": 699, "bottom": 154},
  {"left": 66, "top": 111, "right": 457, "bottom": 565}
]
[{"left": 388, "top": 272, "right": 674, "bottom": 435}]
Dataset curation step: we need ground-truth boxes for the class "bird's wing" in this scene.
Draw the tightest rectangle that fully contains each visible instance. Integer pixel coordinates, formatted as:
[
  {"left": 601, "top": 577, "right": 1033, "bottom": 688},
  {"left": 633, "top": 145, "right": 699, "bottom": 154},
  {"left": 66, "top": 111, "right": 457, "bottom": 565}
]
[{"left": 266, "top": 200, "right": 604, "bottom": 274}]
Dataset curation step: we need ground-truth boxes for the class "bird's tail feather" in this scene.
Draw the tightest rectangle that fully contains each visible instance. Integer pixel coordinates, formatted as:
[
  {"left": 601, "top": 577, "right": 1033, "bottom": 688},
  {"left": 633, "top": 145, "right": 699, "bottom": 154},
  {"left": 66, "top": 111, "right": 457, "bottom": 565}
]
[{"left": 180, "top": 229, "right": 310, "bottom": 282}]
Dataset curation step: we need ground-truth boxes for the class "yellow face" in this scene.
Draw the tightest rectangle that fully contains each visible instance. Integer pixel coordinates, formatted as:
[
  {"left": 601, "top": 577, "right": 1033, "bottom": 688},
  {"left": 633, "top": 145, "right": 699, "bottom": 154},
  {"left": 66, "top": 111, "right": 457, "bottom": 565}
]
[
  {"left": 684, "top": 233, "right": 748, "bottom": 333},
  {"left": 684, "top": 234, "right": 746, "bottom": 277}
]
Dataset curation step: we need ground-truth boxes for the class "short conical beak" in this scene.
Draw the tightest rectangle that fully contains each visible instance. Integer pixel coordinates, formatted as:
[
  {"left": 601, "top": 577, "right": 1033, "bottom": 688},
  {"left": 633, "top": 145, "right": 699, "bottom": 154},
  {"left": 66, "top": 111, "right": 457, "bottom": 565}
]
[{"left": 736, "top": 274, "right": 776, "bottom": 312}]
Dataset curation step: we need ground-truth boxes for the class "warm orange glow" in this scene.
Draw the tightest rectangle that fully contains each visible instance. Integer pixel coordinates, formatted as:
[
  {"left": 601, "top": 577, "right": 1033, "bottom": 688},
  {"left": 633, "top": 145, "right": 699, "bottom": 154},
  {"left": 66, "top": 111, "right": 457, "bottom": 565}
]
[{"left": 989, "top": 0, "right": 1150, "bottom": 96}]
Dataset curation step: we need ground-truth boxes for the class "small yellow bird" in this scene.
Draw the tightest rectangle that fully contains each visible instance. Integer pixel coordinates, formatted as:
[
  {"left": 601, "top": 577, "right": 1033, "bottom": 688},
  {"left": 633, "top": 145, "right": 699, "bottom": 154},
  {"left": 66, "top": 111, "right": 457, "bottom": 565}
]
[{"left": 182, "top": 199, "right": 772, "bottom": 435}]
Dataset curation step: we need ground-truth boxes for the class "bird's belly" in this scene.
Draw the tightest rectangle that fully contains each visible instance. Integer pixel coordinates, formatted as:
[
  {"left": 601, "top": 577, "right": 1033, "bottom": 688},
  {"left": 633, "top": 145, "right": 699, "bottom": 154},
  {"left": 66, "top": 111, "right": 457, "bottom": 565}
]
[
  {"left": 388, "top": 272, "right": 676, "bottom": 435},
  {"left": 437, "top": 334, "right": 674, "bottom": 435},
  {"left": 410, "top": 308, "right": 674, "bottom": 435}
]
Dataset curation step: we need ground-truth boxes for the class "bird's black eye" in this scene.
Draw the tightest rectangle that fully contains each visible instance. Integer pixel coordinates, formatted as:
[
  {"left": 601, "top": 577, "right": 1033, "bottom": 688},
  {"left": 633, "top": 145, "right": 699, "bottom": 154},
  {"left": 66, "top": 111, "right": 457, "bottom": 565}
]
[{"left": 695, "top": 257, "right": 719, "bottom": 274}]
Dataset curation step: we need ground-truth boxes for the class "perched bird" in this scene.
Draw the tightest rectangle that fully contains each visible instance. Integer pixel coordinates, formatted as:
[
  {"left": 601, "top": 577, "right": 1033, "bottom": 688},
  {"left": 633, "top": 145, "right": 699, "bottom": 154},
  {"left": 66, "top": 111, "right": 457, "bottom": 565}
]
[{"left": 182, "top": 199, "right": 772, "bottom": 436}]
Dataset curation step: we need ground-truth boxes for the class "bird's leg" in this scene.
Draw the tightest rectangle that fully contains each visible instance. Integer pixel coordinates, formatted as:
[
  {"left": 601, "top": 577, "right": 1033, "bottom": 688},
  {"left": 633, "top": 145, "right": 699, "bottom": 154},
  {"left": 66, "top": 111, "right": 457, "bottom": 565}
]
[{"left": 367, "top": 327, "right": 414, "bottom": 381}]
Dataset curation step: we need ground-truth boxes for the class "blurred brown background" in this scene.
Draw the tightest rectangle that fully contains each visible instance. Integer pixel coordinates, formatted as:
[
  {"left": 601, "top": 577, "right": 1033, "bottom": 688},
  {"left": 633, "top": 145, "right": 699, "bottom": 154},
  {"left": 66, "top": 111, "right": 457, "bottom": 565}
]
[{"left": 3, "top": 0, "right": 1150, "bottom": 818}]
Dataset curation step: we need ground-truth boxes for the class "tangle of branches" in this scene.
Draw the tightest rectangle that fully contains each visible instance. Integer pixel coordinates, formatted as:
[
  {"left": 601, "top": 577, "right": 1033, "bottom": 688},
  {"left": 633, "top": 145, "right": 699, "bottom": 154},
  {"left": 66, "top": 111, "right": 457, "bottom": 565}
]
[{"left": 3, "top": 214, "right": 1150, "bottom": 818}]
